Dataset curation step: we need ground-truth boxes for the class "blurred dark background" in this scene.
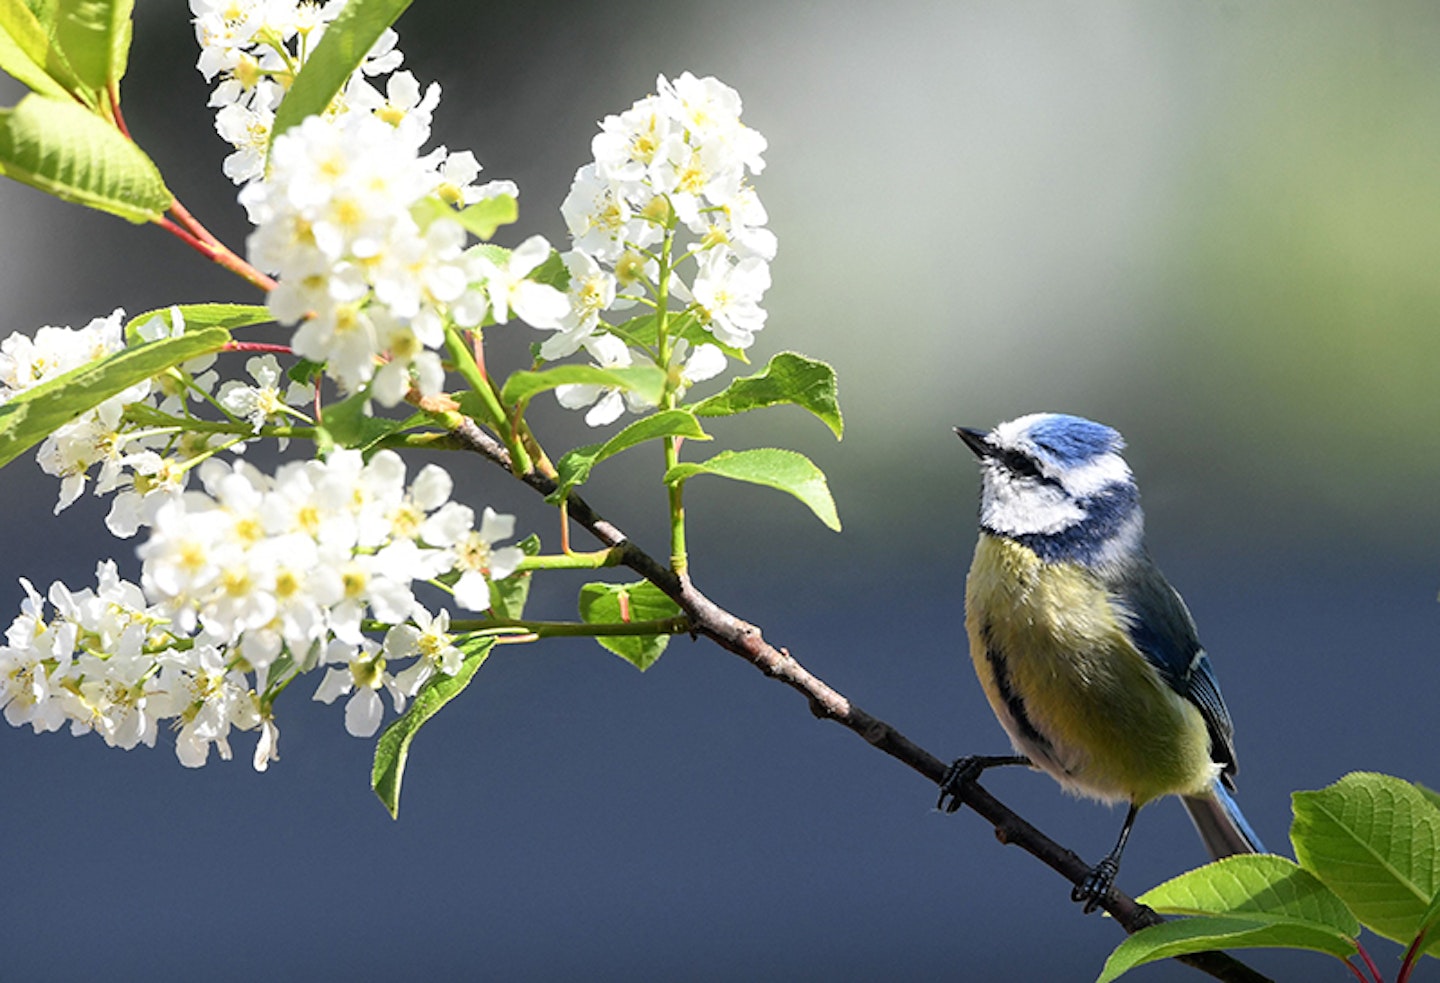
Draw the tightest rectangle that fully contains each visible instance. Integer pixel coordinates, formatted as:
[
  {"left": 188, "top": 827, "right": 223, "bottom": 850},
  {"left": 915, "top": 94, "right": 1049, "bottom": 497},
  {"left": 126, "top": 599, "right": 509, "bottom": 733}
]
[{"left": 3, "top": 2, "right": 1439, "bottom": 980}]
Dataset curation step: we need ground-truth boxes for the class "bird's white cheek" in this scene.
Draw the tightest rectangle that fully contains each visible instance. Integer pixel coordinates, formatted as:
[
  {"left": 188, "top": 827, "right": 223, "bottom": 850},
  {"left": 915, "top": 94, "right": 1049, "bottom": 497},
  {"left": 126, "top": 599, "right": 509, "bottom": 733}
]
[{"left": 981, "top": 477, "right": 1085, "bottom": 536}]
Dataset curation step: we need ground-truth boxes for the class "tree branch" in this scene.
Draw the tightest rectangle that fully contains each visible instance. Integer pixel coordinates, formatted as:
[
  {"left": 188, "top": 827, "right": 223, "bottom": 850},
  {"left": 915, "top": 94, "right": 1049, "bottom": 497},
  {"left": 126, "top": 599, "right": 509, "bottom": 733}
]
[{"left": 449, "top": 416, "right": 1271, "bottom": 983}]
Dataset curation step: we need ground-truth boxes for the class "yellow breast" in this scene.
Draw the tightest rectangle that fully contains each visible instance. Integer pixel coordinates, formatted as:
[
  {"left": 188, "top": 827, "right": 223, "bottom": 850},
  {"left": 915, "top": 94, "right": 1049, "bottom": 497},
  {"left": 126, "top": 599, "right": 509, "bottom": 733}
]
[{"left": 964, "top": 534, "right": 1217, "bottom": 804}]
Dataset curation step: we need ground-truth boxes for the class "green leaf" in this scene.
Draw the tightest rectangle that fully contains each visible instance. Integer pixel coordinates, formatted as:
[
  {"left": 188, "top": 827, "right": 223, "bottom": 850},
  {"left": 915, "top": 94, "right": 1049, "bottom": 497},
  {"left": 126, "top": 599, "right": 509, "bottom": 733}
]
[
  {"left": 410, "top": 193, "right": 517, "bottom": 241},
  {"left": 488, "top": 533, "right": 539, "bottom": 620},
  {"left": 53, "top": 0, "right": 131, "bottom": 91},
  {"left": 528, "top": 247, "right": 568, "bottom": 292},
  {"left": 0, "top": 325, "right": 230, "bottom": 469},
  {"left": 124, "top": 303, "right": 272, "bottom": 343},
  {"left": 691, "top": 351, "right": 843, "bottom": 438},
  {"left": 318, "top": 389, "right": 409, "bottom": 451},
  {"left": 602, "top": 312, "right": 748, "bottom": 364},
  {"left": 577, "top": 580, "right": 682, "bottom": 670},
  {"left": 0, "top": 0, "right": 73, "bottom": 99},
  {"left": 1095, "top": 916, "right": 1358, "bottom": 983},
  {"left": 1139, "top": 854, "right": 1360, "bottom": 935},
  {"left": 371, "top": 635, "right": 493, "bottom": 819},
  {"left": 1291, "top": 772, "right": 1440, "bottom": 947},
  {"left": 286, "top": 357, "right": 325, "bottom": 388},
  {"left": 604, "top": 313, "right": 662, "bottom": 351},
  {"left": 455, "top": 194, "right": 517, "bottom": 240},
  {"left": 272, "top": 0, "right": 414, "bottom": 143},
  {"left": 0, "top": 93, "right": 170, "bottom": 222},
  {"left": 673, "top": 313, "right": 750, "bottom": 364},
  {"left": 664, "top": 447, "right": 841, "bottom": 532},
  {"left": 1419, "top": 783, "right": 1440, "bottom": 814},
  {"left": 499, "top": 364, "right": 666, "bottom": 408},
  {"left": 549, "top": 409, "right": 711, "bottom": 503}
]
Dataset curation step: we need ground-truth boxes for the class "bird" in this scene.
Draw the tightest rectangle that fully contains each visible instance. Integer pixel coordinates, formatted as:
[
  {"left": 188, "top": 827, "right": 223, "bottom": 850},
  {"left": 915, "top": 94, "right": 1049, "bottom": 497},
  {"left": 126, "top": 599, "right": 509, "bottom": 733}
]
[{"left": 937, "top": 412, "right": 1263, "bottom": 912}]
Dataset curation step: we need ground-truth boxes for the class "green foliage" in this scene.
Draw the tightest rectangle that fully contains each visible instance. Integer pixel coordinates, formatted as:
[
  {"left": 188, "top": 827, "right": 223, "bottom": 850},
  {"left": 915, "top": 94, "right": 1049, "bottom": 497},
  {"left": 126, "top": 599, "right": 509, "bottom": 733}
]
[
  {"left": 0, "top": 1, "right": 66, "bottom": 99},
  {"left": 1098, "top": 856, "right": 1361, "bottom": 981},
  {"left": 316, "top": 389, "right": 424, "bottom": 453},
  {"left": 371, "top": 635, "right": 494, "bottom": 819},
  {"left": 0, "top": 0, "right": 107, "bottom": 102},
  {"left": 1292, "top": 773, "right": 1440, "bottom": 951},
  {"left": 577, "top": 580, "right": 683, "bottom": 670},
  {"left": 271, "top": 0, "right": 414, "bottom": 144},
  {"left": 0, "top": 92, "right": 169, "bottom": 221},
  {"left": 606, "top": 312, "right": 748, "bottom": 363},
  {"left": 549, "top": 409, "right": 711, "bottom": 504},
  {"left": 453, "top": 194, "right": 518, "bottom": 240},
  {"left": 410, "top": 193, "right": 518, "bottom": 241},
  {"left": 1100, "top": 773, "right": 1440, "bottom": 981},
  {"left": 0, "top": 324, "right": 230, "bottom": 468},
  {"left": 665, "top": 447, "right": 841, "bottom": 532},
  {"left": 488, "top": 534, "right": 540, "bottom": 620},
  {"left": 123, "top": 303, "right": 272, "bottom": 343},
  {"left": 499, "top": 363, "right": 667, "bottom": 408},
  {"left": 53, "top": 0, "right": 131, "bottom": 92},
  {"left": 691, "top": 351, "right": 844, "bottom": 439}
]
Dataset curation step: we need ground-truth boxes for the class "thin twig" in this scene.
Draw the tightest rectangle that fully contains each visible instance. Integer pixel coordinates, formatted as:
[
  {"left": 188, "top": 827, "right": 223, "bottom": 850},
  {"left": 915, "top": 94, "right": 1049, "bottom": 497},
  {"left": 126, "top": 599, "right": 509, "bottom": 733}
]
[{"left": 447, "top": 415, "right": 1271, "bottom": 983}]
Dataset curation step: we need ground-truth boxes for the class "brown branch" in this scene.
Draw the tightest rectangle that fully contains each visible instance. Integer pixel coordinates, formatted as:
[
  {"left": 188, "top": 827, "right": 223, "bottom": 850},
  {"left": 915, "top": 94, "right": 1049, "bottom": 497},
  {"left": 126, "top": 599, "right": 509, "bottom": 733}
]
[{"left": 448, "top": 416, "right": 1271, "bottom": 983}]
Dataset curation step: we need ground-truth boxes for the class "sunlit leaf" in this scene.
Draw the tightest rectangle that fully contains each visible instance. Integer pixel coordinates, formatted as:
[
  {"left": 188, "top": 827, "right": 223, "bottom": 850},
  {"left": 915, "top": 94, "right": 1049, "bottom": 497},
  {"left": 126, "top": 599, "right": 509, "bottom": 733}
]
[
  {"left": 371, "top": 636, "right": 493, "bottom": 819},
  {"left": 577, "top": 580, "right": 682, "bottom": 670},
  {"left": 664, "top": 447, "right": 841, "bottom": 531},
  {"left": 488, "top": 534, "right": 540, "bottom": 620},
  {"left": 272, "top": 0, "right": 414, "bottom": 143},
  {"left": 0, "top": 0, "right": 73, "bottom": 98},
  {"left": 549, "top": 409, "right": 710, "bottom": 503},
  {"left": 53, "top": 0, "right": 132, "bottom": 91},
  {"left": 123, "top": 303, "right": 272, "bottom": 343},
  {"left": 1096, "top": 916, "right": 1357, "bottom": 983},
  {"left": 0, "top": 325, "right": 230, "bottom": 469},
  {"left": 0, "top": 92, "right": 168, "bottom": 221},
  {"left": 691, "top": 351, "right": 843, "bottom": 438},
  {"left": 499, "top": 364, "right": 666, "bottom": 408},
  {"left": 1292, "top": 772, "right": 1440, "bottom": 948}
]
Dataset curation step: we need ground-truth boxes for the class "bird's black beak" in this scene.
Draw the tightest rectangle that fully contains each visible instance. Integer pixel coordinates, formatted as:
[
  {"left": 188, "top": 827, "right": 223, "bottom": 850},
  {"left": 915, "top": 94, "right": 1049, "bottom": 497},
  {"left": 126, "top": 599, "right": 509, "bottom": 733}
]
[{"left": 955, "top": 426, "right": 991, "bottom": 459}]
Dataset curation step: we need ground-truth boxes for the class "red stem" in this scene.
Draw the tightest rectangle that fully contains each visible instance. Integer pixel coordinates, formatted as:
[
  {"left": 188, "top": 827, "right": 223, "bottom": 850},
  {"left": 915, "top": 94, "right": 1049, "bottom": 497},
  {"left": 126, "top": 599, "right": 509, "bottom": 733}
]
[
  {"left": 108, "top": 82, "right": 131, "bottom": 139},
  {"left": 1355, "top": 944, "right": 1385, "bottom": 983},
  {"left": 223, "top": 342, "right": 293, "bottom": 354},
  {"left": 1397, "top": 931, "right": 1425, "bottom": 983},
  {"left": 163, "top": 198, "right": 278, "bottom": 293}
]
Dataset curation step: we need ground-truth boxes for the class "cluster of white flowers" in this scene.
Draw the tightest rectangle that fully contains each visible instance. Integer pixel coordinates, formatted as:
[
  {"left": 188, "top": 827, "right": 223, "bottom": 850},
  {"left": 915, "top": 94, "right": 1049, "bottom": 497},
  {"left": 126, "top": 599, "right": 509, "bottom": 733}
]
[
  {"left": 192, "top": 0, "right": 411, "bottom": 185},
  {"left": 0, "top": 450, "right": 524, "bottom": 769},
  {"left": 0, "top": 310, "right": 312, "bottom": 532},
  {"left": 551, "top": 73, "right": 774, "bottom": 426},
  {"left": 201, "top": 0, "right": 575, "bottom": 406},
  {"left": 239, "top": 111, "right": 570, "bottom": 404}
]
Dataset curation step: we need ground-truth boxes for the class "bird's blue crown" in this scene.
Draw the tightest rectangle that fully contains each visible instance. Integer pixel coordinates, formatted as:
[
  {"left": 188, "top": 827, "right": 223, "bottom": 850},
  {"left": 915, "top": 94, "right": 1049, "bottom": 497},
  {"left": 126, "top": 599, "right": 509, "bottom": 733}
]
[
  {"left": 1023, "top": 414, "right": 1126, "bottom": 469},
  {"left": 968, "top": 413, "right": 1142, "bottom": 567}
]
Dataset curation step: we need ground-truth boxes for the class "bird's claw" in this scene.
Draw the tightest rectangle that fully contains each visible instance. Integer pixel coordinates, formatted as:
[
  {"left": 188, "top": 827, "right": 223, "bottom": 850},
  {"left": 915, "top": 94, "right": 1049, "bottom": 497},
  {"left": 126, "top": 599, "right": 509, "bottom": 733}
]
[
  {"left": 936, "top": 754, "right": 1029, "bottom": 813},
  {"left": 937, "top": 756, "right": 986, "bottom": 813},
  {"left": 1071, "top": 858, "right": 1119, "bottom": 914}
]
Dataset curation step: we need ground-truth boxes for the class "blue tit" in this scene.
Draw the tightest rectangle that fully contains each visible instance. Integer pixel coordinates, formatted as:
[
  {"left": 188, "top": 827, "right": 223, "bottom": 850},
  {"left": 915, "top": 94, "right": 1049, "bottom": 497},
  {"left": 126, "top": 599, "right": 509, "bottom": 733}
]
[{"left": 938, "top": 412, "right": 1263, "bottom": 912}]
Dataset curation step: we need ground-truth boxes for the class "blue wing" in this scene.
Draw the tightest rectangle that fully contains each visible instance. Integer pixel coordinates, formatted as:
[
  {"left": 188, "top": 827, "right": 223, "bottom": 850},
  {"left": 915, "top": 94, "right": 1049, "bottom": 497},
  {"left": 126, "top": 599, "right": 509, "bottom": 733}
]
[{"left": 1108, "top": 555, "right": 1239, "bottom": 788}]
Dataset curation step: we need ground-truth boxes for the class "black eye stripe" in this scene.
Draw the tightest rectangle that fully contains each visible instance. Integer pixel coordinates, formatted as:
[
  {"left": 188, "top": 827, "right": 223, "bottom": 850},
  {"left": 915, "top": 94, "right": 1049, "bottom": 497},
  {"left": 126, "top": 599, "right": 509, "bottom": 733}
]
[{"left": 997, "top": 448, "right": 1049, "bottom": 483}]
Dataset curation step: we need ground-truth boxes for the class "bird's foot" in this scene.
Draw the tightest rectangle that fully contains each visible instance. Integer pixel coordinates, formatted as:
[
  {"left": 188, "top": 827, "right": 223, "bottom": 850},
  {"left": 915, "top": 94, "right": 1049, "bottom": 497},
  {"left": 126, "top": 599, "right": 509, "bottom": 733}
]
[
  {"left": 1071, "top": 858, "right": 1120, "bottom": 914},
  {"left": 936, "top": 754, "right": 1029, "bottom": 813}
]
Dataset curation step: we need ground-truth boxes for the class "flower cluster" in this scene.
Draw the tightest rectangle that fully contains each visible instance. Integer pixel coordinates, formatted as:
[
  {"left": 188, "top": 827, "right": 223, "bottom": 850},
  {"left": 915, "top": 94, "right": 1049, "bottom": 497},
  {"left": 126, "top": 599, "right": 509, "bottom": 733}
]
[
  {"left": 0, "top": 450, "right": 524, "bottom": 768},
  {"left": 551, "top": 73, "right": 774, "bottom": 426},
  {"left": 203, "top": 0, "right": 577, "bottom": 406},
  {"left": 0, "top": 310, "right": 312, "bottom": 531},
  {"left": 239, "top": 111, "right": 570, "bottom": 403},
  {"left": 192, "top": 0, "right": 412, "bottom": 185}
]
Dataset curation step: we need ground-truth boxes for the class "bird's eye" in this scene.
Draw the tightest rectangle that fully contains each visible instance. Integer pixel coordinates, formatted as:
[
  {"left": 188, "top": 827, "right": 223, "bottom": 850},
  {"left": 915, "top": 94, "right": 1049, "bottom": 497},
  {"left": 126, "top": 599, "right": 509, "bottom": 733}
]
[{"left": 998, "top": 448, "right": 1045, "bottom": 481}]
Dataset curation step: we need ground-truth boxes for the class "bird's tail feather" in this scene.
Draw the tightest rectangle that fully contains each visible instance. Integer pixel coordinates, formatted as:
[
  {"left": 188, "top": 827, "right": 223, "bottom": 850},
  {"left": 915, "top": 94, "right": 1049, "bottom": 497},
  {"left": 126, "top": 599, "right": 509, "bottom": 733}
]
[{"left": 1181, "top": 780, "right": 1265, "bottom": 858}]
